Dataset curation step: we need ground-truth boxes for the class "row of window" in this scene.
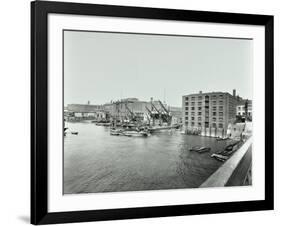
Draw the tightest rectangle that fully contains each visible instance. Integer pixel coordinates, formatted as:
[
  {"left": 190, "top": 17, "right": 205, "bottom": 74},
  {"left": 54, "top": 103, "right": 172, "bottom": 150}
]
[
  {"left": 185, "top": 106, "right": 224, "bottom": 111},
  {"left": 237, "top": 107, "right": 252, "bottom": 111},
  {"left": 238, "top": 112, "right": 252, "bottom": 116},
  {"left": 237, "top": 106, "right": 246, "bottom": 110},
  {"left": 185, "top": 116, "right": 224, "bottom": 121},
  {"left": 185, "top": 101, "right": 224, "bottom": 106},
  {"left": 185, "top": 107, "right": 202, "bottom": 110},
  {"left": 185, "top": 111, "right": 224, "bottom": 116},
  {"left": 185, "top": 122, "right": 224, "bottom": 128},
  {"left": 185, "top": 94, "right": 224, "bottom": 101}
]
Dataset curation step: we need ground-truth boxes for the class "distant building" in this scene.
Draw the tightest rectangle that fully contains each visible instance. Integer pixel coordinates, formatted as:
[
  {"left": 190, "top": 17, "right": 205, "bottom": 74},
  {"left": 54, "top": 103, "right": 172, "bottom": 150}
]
[
  {"left": 169, "top": 106, "right": 183, "bottom": 124},
  {"left": 65, "top": 104, "right": 105, "bottom": 121},
  {"left": 103, "top": 98, "right": 181, "bottom": 125},
  {"left": 103, "top": 98, "right": 150, "bottom": 122},
  {"left": 236, "top": 99, "right": 252, "bottom": 118},
  {"left": 182, "top": 90, "right": 239, "bottom": 137},
  {"left": 67, "top": 104, "right": 103, "bottom": 113}
]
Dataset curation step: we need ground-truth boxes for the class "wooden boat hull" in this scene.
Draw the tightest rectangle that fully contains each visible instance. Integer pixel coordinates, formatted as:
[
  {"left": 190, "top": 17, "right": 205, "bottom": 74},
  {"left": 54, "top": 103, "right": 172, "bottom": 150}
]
[
  {"left": 189, "top": 146, "right": 211, "bottom": 153},
  {"left": 123, "top": 131, "right": 150, "bottom": 137}
]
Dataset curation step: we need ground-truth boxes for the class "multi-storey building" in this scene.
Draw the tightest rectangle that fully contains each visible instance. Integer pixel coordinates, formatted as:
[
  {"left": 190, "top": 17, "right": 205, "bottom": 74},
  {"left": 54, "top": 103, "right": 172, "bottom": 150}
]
[
  {"left": 236, "top": 99, "right": 252, "bottom": 118},
  {"left": 182, "top": 90, "right": 239, "bottom": 137}
]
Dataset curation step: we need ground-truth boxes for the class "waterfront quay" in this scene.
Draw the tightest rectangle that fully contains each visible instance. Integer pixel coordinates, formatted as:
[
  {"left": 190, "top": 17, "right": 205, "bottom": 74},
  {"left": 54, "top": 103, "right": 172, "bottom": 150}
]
[{"left": 64, "top": 122, "right": 232, "bottom": 194}]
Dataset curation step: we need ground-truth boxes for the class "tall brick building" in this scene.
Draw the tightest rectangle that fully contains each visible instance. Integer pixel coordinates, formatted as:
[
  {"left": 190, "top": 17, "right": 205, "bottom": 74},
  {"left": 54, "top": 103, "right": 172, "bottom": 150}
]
[{"left": 182, "top": 90, "right": 239, "bottom": 136}]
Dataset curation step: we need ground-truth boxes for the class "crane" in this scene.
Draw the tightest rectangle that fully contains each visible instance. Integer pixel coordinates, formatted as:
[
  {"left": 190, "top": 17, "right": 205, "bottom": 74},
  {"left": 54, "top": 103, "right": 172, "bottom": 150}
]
[
  {"left": 158, "top": 100, "right": 169, "bottom": 114},
  {"left": 158, "top": 100, "right": 172, "bottom": 124},
  {"left": 151, "top": 102, "right": 161, "bottom": 115},
  {"left": 125, "top": 103, "right": 135, "bottom": 120},
  {"left": 145, "top": 106, "right": 155, "bottom": 125}
]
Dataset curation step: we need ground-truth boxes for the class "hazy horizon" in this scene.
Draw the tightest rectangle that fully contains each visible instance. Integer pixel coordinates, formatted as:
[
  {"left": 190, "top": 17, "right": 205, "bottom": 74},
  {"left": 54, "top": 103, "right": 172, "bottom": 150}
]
[{"left": 64, "top": 30, "right": 253, "bottom": 107}]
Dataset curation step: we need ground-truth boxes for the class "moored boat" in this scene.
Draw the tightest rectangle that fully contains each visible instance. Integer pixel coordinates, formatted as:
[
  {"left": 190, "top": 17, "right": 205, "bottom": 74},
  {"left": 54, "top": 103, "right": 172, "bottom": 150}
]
[
  {"left": 211, "top": 154, "right": 229, "bottom": 162},
  {"left": 110, "top": 128, "right": 123, "bottom": 136},
  {"left": 96, "top": 122, "right": 111, "bottom": 126},
  {"left": 216, "top": 137, "right": 230, "bottom": 141},
  {"left": 189, "top": 146, "right": 211, "bottom": 153},
  {"left": 122, "top": 130, "right": 150, "bottom": 137}
]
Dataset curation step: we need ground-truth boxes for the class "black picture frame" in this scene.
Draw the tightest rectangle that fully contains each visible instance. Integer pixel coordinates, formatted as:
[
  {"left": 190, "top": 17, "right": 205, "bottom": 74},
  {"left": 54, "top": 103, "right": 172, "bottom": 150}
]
[{"left": 31, "top": 0, "right": 274, "bottom": 224}]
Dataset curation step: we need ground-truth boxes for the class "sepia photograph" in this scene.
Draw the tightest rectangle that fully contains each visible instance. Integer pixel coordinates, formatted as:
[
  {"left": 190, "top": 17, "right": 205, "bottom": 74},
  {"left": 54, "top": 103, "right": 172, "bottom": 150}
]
[{"left": 63, "top": 30, "right": 253, "bottom": 194}]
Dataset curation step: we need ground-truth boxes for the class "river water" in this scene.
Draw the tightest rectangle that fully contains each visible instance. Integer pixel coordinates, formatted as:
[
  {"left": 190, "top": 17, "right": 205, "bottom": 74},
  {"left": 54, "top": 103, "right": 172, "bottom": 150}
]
[{"left": 64, "top": 122, "right": 227, "bottom": 194}]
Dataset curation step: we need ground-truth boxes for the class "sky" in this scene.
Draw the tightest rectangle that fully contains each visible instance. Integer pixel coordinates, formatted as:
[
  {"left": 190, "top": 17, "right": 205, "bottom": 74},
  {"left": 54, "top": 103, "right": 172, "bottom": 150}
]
[{"left": 64, "top": 30, "right": 253, "bottom": 107}]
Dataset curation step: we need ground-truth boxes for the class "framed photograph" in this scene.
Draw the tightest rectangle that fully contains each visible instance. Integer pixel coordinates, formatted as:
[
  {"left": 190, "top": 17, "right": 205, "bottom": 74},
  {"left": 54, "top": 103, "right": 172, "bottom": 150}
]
[{"left": 31, "top": 0, "right": 274, "bottom": 224}]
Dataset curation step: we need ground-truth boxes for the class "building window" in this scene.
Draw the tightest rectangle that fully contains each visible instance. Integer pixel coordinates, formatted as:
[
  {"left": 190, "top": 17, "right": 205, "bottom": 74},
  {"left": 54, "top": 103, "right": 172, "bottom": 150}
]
[
  {"left": 219, "top": 112, "right": 223, "bottom": 116},
  {"left": 219, "top": 123, "right": 223, "bottom": 128},
  {"left": 219, "top": 94, "right": 223, "bottom": 99},
  {"left": 191, "top": 112, "right": 195, "bottom": 116},
  {"left": 198, "top": 102, "right": 202, "bottom": 106},
  {"left": 198, "top": 117, "right": 202, "bottom": 121},
  {"left": 185, "top": 97, "right": 189, "bottom": 101},
  {"left": 212, "top": 123, "right": 216, "bottom": 128},
  {"left": 212, "top": 106, "right": 217, "bottom": 111},
  {"left": 191, "top": 107, "right": 195, "bottom": 110},
  {"left": 219, "top": 106, "right": 223, "bottom": 111},
  {"left": 219, "top": 117, "right": 223, "bottom": 121},
  {"left": 212, "top": 101, "right": 216, "bottom": 105},
  {"left": 191, "top": 122, "right": 195, "bottom": 126},
  {"left": 191, "top": 96, "right": 195, "bottom": 100},
  {"left": 212, "top": 95, "right": 217, "bottom": 99},
  {"left": 191, "top": 102, "right": 195, "bottom": 106},
  {"left": 185, "top": 102, "right": 189, "bottom": 106},
  {"left": 205, "top": 122, "right": 209, "bottom": 128},
  {"left": 185, "top": 117, "right": 188, "bottom": 120},
  {"left": 185, "top": 111, "right": 188, "bottom": 115},
  {"left": 219, "top": 101, "right": 223, "bottom": 105},
  {"left": 185, "top": 122, "right": 188, "bottom": 126},
  {"left": 198, "top": 107, "right": 202, "bottom": 110},
  {"left": 198, "top": 122, "right": 202, "bottom": 127},
  {"left": 212, "top": 117, "right": 216, "bottom": 121},
  {"left": 213, "top": 112, "right": 217, "bottom": 116},
  {"left": 185, "top": 107, "right": 189, "bottom": 110},
  {"left": 198, "top": 112, "right": 202, "bottom": 116},
  {"left": 191, "top": 117, "right": 195, "bottom": 120},
  {"left": 198, "top": 96, "right": 202, "bottom": 100}
]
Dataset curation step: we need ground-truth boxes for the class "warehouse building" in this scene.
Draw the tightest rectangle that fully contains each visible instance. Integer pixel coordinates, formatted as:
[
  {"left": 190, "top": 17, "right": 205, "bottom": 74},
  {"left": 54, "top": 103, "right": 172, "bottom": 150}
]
[{"left": 182, "top": 90, "right": 240, "bottom": 137}]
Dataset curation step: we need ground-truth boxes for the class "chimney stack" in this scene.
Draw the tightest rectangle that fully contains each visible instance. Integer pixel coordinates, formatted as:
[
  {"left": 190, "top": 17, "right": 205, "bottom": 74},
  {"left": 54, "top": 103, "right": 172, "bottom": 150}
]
[
  {"left": 233, "top": 89, "right": 236, "bottom": 97},
  {"left": 199, "top": 91, "right": 202, "bottom": 94}
]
